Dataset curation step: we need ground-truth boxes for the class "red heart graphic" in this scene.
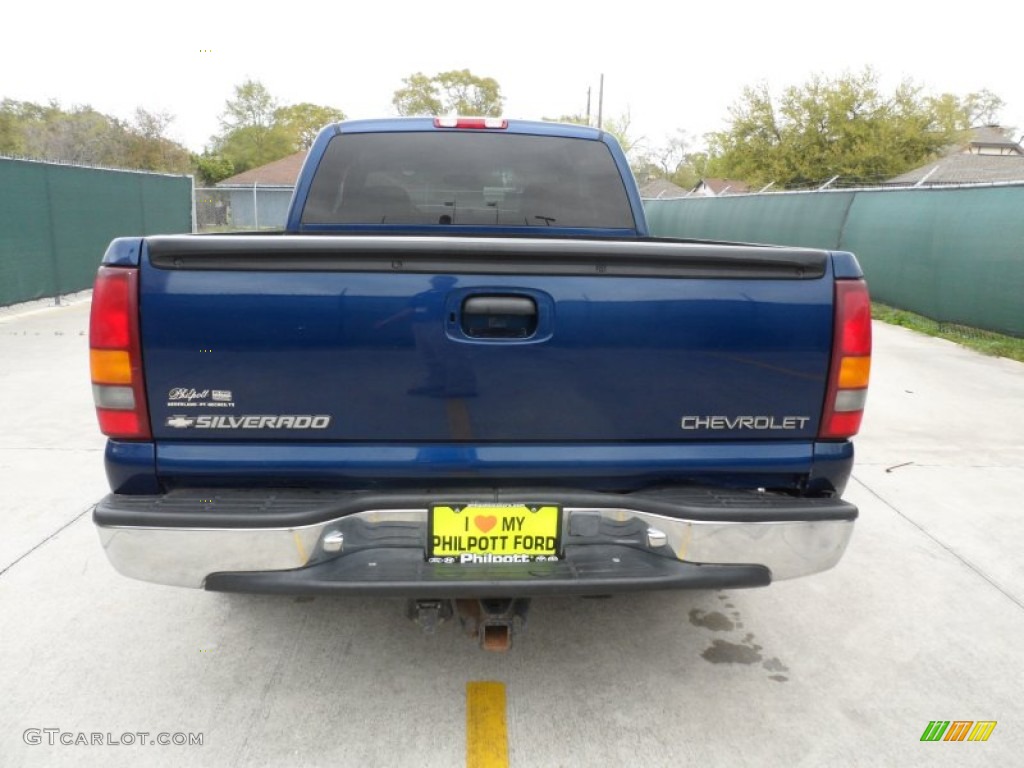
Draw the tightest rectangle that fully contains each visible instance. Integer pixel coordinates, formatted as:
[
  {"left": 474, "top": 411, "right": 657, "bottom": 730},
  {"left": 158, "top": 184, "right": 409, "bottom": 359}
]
[{"left": 474, "top": 515, "right": 497, "bottom": 533}]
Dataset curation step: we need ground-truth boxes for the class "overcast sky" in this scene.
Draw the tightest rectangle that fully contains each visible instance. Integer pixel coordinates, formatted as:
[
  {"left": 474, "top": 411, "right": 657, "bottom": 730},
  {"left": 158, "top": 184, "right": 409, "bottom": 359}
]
[{"left": 5, "top": 1, "right": 1022, "bottom": 156}]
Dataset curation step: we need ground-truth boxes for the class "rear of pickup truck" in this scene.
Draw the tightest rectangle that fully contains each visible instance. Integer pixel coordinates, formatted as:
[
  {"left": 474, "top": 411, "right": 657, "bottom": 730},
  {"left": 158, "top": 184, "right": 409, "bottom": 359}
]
[{"left": 90, "top": 118, "right": 870, "bottom": 611}]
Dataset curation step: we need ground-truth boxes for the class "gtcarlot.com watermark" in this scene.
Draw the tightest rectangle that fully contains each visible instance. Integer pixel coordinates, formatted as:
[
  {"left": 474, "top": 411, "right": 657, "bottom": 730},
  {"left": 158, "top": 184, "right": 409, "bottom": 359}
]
[{"left": 24, "top": 729, "right": 203, "bottom": 747}]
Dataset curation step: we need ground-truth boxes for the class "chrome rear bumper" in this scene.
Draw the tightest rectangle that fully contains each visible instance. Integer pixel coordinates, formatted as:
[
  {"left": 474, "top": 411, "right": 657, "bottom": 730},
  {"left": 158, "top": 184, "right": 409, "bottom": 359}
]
[{"left": 94, "top": 488, "right": 855, "bottom": 592}]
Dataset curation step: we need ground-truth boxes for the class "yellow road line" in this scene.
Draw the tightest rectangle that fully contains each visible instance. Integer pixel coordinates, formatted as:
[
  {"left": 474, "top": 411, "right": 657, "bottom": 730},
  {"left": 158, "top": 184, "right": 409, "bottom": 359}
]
[{"left": 467, "top": 681, "right": 509, "bottom": 768}]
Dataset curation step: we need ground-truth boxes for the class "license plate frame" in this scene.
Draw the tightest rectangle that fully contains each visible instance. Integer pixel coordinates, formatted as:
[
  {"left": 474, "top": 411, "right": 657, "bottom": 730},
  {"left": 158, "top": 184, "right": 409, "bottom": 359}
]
[{"left": 427, "top": 503, "right": 562, "bottom": 564}]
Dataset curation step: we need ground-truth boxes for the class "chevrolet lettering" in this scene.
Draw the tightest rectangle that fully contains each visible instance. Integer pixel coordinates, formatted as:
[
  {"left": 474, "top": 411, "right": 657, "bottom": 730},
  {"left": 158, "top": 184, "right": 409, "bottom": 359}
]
[{"left": 680, "top": 415, "right": 812, "bottom": 430}]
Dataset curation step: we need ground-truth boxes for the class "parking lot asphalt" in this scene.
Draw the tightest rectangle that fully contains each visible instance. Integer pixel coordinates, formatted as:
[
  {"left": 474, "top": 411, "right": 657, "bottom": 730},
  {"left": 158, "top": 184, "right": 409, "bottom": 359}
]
[{"left": 1, "top": 297, "right": 1021, "bottom": 767}]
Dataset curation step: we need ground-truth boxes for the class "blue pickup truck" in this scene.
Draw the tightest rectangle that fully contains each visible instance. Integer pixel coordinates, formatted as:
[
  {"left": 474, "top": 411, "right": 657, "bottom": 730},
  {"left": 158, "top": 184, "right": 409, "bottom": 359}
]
[{"left": 89, "top": 117, "right": 871, "bottom": 648}]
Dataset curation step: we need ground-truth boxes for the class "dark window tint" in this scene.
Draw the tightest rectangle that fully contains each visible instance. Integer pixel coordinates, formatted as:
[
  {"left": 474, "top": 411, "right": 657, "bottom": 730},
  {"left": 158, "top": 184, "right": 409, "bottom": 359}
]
[{"left": 301, "top": 131, "right": 635, "bottom": 229}]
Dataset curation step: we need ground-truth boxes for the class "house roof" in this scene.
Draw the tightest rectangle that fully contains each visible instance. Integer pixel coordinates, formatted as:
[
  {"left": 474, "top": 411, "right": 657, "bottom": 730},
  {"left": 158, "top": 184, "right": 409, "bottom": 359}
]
[
  {"left": 889, "top": 153, "right": 1024, "bottom": 185},
  {"left": 639, "top": 178, "right": 689, "bottom": 199},
  {"left": 696, "top": 178, "right": 751, "bottom": 195},
  {"left": 217, "top": 151, "right": 307, "bottom": 187},
  {"left": 967, "top": 125, "right": 1022, "bottom": 153}
]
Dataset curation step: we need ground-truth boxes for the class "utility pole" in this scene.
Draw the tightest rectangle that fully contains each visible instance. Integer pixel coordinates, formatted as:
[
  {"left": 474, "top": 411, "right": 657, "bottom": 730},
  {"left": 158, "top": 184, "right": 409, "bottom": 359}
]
[
  {"left": 596, "top": 74, "right": 604, "bottom": 130},
  {"left": 586, "top": 87, "right": 591, "bottom": 125}
]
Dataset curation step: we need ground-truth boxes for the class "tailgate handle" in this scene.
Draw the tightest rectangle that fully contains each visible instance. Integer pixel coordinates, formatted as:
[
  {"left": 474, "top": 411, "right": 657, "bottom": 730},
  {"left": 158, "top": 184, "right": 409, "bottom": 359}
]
[{"left": 461, "top": 295, "right": 538, "bottom": 338}]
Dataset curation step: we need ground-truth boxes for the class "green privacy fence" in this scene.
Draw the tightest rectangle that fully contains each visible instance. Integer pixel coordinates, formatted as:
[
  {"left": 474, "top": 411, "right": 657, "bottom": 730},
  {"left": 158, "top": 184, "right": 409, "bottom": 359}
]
[
  {"left": 0, "top": 158, "right": 192, "bottom": 307},
  {"left": 645, "top": 185, "right": 1024, "bottom": 337}
]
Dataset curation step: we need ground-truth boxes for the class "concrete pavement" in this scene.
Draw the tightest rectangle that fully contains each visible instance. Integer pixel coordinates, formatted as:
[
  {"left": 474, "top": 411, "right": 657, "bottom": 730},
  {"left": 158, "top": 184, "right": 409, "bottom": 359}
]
[{"left": 0, "top": 299, "right": 1021, "bottom": 767}]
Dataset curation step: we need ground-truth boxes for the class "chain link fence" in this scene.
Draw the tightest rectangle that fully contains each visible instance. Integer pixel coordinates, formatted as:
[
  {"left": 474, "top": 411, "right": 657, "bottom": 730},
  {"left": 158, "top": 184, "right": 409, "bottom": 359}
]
[{"left": 195, "top": 186, "right": 293, "bottom": 232}]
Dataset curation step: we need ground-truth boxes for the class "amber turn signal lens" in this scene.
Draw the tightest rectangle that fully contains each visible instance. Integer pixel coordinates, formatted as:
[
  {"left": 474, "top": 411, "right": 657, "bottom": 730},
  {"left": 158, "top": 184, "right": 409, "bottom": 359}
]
[
  {"left": 838, "top": 356, "right": 871, "bottom": 389},
  {"left": 90, "top": 349, "right": 133, "bottom": 385}
]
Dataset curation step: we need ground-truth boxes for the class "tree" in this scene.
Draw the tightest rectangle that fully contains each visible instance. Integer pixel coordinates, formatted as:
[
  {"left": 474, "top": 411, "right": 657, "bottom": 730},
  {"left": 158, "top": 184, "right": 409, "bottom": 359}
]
[
  {"left": 210, "top": 79, "right": 291, "bottom": 174},
  {"left": 392, "top": 73, "right": 442, "bottom": 116},
  {"left": 926, "top": 89, "right": 1006, "bottom": 134},
  {"left": 274, "top": 103, "right": 346, "bottom": 150},
  {"left": 649, "top": 131, "right": 689, "bottom": 177},
  {"left": 0, "top": 99, "right": 32, "bottom": 156},
  {"left": 208, "top": 81, "right": 346, "bottom": 173},
  {"left": 392, "top": 70, "right": 503, "bottom": 116},
  {"left": 193, "top": 152, "right": 234, "bottom": 185},
  {"left": 633, "top": 130, "right": 706, "bottom": 189},
  {"left": 212, "top": 125, "right": 292, "bottom": 175},
  {"left": 20, "top": 104, "right": 124, "bottom": 166},
  {"left": 219, "top": 79, "right": 277, "bottom": 131},
  {"left": 122, "top": 108, "right": 192, "bottom": 173},
  {"left": 1, "top": 98, "right": 193, "bottom": 175},
  {"left": 1, "top": 98, "right": 192, "bottom": 172},
  {"left": 705, "top": 69, "right": 1003, "bottom": 187},
  {"left": 962, "top": 89, "right": 1005, "bottom": 126}
]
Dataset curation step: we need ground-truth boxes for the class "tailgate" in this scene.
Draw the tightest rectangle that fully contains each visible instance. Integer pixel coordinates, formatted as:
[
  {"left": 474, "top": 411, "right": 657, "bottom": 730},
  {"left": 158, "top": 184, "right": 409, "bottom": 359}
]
[{"left": 140, "top": 235, "right": 833, "bottom": 445}]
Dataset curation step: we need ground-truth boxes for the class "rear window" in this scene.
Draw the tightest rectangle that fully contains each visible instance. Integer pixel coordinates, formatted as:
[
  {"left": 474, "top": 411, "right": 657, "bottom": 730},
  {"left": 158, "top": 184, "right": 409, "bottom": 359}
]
[{"left": 301, "top": 131, "right": 635, "bottom": 229}]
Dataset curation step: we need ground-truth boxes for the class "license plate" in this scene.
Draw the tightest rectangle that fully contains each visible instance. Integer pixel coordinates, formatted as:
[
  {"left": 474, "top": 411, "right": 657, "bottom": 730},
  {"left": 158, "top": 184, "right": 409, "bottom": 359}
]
[{"left": 428, "top": 504, "right": 561, "bottom": 564}]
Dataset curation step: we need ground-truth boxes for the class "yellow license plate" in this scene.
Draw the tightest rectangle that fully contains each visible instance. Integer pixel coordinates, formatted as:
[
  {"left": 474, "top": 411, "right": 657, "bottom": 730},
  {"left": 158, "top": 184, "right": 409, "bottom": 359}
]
[{"left": 428, "top": 504, "right": 561, "bottom": 564}]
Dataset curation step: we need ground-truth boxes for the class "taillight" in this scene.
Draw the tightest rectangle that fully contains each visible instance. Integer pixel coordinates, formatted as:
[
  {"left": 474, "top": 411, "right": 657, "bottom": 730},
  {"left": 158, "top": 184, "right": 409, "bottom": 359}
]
[
  {"left": 433, "top": 117, "right": 508, "bottom": 129},
  {"left": 820, "top": 279, "right": 872, "bottom": 439},
  {"left": 89, "top": 266, "right": 151, "bottom": 439}
]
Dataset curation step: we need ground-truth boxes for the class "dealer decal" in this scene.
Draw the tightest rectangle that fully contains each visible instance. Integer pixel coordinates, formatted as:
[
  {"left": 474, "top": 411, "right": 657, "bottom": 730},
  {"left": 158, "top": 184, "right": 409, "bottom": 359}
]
[
  {"left": 168, "top": 388, "right": 210, "bottom": 402},
  {"left": 165, "top": 415, "right": 331, "bottom": 430},
  {"left": 167, "top": 386, "right": 236, "bottom": 409}
]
